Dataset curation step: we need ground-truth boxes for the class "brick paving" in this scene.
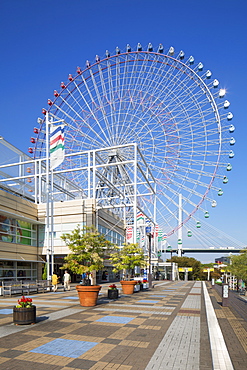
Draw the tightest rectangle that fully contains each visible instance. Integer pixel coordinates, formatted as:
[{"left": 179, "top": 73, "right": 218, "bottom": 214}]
[
  {"left": 0, "top": 281, "right": 245, "bottom": 369},
  {"left": 209, "top": 284, "right": 247, "bottom": 370}
]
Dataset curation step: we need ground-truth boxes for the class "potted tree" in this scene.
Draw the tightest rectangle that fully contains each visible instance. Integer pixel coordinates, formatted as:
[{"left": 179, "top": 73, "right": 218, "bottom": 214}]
[
  {"left": 61, "top": 225, "right": 114, "bottom": 306},
  {"left": 110, "top": 243, "right": 147, "bottom": 294}
]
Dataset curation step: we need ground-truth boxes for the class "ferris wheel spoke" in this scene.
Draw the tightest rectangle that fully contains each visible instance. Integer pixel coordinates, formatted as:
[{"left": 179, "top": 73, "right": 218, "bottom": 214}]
[
  {"left": 32, "top": 44, "right": 233, "bottom": 235},
  {"left": 89, "top": 66, "right": 115, "bottom": 142},
  {"left": 76, "top": 74, "right": 111, "bottom": 146},
  {"left": 52, "top": 100, "right": 109, "bottom": 151}
]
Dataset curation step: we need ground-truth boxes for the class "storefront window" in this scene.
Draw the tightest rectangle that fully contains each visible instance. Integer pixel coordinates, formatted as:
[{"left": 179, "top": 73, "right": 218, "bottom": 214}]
[{"left": 0, "top": 261, "right": 38, "bottom": 280}]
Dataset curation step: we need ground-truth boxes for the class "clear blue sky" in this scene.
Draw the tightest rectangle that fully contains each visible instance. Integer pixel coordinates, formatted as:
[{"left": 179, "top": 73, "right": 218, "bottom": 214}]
[{"left": 0, "top": 0, "right": 246, "bottom": 262}]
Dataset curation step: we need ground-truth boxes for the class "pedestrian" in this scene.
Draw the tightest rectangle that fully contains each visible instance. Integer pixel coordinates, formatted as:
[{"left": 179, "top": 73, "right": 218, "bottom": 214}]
[
  {"left": 63, "top": 270, "right": 71, "bottom": 291},
  {"left": 52, "top": 273, "right": 59, "bottom": 292}
]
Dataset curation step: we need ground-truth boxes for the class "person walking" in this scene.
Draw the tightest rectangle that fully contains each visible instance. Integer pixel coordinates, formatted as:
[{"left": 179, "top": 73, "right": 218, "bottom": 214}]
[
  {"left": 63, "top": 270, "right": 71, "bottom": 291},
  {"left": 52, "top": 273, "right": 59, "bottom": 292}
]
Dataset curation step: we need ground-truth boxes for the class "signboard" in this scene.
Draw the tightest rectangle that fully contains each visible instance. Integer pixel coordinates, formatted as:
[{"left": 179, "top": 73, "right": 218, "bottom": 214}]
[
  {"left": 178, "top": 267, "right": 193, "bottom": 272},
  {"left": 222, "top": 284, "right": 229, "bottom": 298}
]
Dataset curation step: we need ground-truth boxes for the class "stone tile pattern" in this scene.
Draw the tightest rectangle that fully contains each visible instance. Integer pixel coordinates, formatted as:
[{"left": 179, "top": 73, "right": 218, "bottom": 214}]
[{"left": 0, "top": 281, "right": 246, "bottom": 369}]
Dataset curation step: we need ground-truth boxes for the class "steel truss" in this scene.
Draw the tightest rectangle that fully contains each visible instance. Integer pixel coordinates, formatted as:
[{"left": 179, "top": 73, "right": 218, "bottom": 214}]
[{"left": 0, "top": 141, "right": 157, "bottom": 247}]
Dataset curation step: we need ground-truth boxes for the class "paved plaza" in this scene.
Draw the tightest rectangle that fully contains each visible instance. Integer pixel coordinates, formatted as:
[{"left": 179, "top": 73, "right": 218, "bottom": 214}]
[{"left": 0, "top": 281, "right": 246, "bottom": 369}]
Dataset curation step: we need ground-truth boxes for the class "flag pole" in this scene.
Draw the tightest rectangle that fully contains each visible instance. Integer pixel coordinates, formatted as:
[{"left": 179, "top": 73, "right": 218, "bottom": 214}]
[
  {"left": 45, "top": 112, "right": 66, "bottom": 281},
  {"left": 45, "top": 112, "right": 50, "bottom": 281}
]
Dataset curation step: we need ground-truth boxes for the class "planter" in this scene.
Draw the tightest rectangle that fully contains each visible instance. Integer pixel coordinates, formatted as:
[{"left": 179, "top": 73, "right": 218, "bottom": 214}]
[
  {"left": 143, "top": 283, "right": 149, "bottom": 289},
  {"left": 108, "top": 289, "right": 119, "bottom": 299},
  {"left": 140, "top": 284, "right": 143, "bottom": 291},
  {"left": 76, "top": 285, "right": 101, "bottom": 307},
  {"left": 120, "top": 280, "right": 136, "bottom": 295},
  {"left": 13, "top": 306, "right": 36, "bottom": 325}
]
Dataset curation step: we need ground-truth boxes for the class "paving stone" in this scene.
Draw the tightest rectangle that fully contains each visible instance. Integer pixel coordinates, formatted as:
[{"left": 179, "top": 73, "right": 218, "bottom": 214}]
[
  {"left": 0, "top": 282, "right": 245, "bottom": 369},
  {"left": 66, "top": 359, "right": 97, "bottom": 369}
]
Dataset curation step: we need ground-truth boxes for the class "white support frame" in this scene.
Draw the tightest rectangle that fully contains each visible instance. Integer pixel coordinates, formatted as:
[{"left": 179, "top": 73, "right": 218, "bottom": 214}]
[{"left": 0, "top": 142, "right": 157, "bottom": 261}]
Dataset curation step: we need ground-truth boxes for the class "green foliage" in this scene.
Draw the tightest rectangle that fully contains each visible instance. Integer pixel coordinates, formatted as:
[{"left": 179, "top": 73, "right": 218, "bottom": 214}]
[
  {"left": 228, "top": 250, "right": 247, "bottom": 284},
  {"left": 167, "top": 256, "right": 203, "bottom": 280},
  {"left": 201, "top": 262, "right": 215, "bottom": 268},
  {"left": 61, "top": 225, "right": 114, "bottom": 275},
  {"left": 110, "top": 243, "right": 147, "bottom": 280},
  {"left": 42, "top": 263, "right": 47, "bottom": 280}
]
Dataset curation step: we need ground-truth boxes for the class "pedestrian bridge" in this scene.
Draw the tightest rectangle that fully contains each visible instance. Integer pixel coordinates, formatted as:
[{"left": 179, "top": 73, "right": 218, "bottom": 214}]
[{"left": 167, "top": 247, "right": 245, "bottom": 254}]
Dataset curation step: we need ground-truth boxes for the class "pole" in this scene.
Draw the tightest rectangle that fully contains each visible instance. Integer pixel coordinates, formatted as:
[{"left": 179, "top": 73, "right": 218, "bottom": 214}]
[
  {"left": 50, "top": 169, "right": 54, "bottom": 276},
  {"left": 45, "top": 112, "right": 50, "bottom": 281},
  {"left": 148, "top": 233, "right": 152, "bottom": 288},
  {"left": 45, "top": 113, "right": 66, "bottom": 281},
  {"left": 133, "top": 144, "right": 137, "bottom": 243},
  {"left": 178, "top": 193, "right": 182, "bottom": 257}
]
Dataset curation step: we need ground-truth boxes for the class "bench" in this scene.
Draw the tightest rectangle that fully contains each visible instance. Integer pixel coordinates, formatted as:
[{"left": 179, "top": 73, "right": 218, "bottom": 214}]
[
  {"left": 1, "top": 280, "right": 52, "bottom": 296},
  {"left": 2, "top": 281, "right": 23, "bottom": 296},
  {"left": 36, "top": 280, "right": 53, "bottom": 293}
]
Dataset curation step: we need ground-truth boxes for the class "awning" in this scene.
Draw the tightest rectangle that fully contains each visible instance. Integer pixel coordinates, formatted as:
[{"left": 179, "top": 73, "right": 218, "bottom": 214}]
[
  {"left": 0, "top": 256, "right": 45, "bottom": 263},
  {"left": 0, "top": 208, "right": 44, "bottom": 225}
]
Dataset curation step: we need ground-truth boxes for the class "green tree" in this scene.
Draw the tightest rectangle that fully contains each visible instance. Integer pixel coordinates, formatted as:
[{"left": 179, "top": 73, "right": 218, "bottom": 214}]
[
  {"left": 167, "top": 256, "right": 203, "bottom": 280},
  {"left": 228, "top": 250, "right": 247, "bottom": 286},
  {"left": 42, "top": 263, "right": 47, "bottom": 280},
  {"left": 61, "top": 225, "right": 114, "bottom": 276},
  {"left": 110, "top": 243, "right": 147, "bottom": 280}
]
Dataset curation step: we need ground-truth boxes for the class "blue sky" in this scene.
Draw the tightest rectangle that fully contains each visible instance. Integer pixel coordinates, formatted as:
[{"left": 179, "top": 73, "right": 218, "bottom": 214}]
[{"left": 0, "top": 0, "right": 246, "bottom": 262}]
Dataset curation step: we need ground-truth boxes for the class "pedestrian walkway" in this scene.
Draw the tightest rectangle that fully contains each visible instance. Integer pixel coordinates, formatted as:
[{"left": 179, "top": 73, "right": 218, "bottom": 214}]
[{"left": 0, "top": 281, "right": 246, "bottom": 369}]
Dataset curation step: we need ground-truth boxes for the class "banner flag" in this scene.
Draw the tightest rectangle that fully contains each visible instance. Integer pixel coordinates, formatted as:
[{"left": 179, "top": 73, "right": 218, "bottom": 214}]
[
  {"left": 155, "top": 224, "right": 159, "bottom": 237},
  {"left": 158, "top": 229, "right": 163, "bottom": 242},
  {"left": 162, "top": 233, "right": 167, "bottom": 241},
  {"left": 126, "top": 226, "right": 133, "bottom": 243},
  {"left": 136, "top": 228, "right": 140, "bottom": 242},
  {"left": 137, "top": 211, "right": 144, "bottom": 225},
  {"left": 50, "top": 125, "right": 65, "bottom": 170}
]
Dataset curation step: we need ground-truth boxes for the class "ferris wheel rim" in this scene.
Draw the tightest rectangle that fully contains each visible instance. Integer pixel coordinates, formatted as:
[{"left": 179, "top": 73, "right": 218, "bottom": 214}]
[{"left": 31, "top": 44, "right": 233, "bottom": 236}]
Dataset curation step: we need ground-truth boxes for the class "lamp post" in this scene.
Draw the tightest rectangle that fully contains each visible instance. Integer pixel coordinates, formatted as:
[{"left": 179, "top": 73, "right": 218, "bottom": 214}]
[{"left": 146, "top": 226, "right": 152, "bottom": 288}]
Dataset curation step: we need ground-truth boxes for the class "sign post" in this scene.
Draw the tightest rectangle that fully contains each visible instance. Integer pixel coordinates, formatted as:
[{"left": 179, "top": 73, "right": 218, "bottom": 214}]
[
  {"left": 222, "top": 284, "right": 229, "bottom": 307},
  {"left": 212, "top": 278, "right": 215, "bottom": 288}
]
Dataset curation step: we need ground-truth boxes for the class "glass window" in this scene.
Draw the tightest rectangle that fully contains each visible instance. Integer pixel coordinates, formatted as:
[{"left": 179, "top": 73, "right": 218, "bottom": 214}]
[{"left": 0, "top": 214, "right": 37, "bottom": 246}]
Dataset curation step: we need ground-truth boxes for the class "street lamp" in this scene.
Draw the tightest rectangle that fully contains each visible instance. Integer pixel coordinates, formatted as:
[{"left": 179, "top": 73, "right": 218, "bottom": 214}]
[{"left": 146, "top": 226, "right": 152, "bottom": 288}]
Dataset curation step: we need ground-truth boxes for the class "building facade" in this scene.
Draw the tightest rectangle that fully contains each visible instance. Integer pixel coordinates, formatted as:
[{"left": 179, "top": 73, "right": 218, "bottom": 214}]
[{"left": 0, "top": 138, "right": 125, "bottom": 284}]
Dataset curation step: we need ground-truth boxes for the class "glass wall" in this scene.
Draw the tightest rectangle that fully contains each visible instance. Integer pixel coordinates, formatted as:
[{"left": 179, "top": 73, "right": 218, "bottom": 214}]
[
  {"left": 98, "top": 224, "right": 124, "bottom": 246},
  {"left": 0, "top": 260, "right": 38, "bottom": 280},
  {"left": 0, "top": 214, "right": 37, "bottom": 246}
]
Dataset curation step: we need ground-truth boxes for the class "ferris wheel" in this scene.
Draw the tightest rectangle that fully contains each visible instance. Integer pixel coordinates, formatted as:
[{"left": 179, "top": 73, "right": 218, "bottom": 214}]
[{"left": 30, "top": 43, "right": 235, "bottom": 236}]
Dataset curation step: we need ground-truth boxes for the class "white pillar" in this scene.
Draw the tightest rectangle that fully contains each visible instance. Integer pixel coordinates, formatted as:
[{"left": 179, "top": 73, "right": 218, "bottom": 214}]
[
  {"left": 133, "top": 144, "right": 137, "bottom": 243},
  {"left": 177, "top": 193, "right": 183, "bottom": 257},
  {"left": 45, "top": 112, "right": 50, "bottom": 280}
]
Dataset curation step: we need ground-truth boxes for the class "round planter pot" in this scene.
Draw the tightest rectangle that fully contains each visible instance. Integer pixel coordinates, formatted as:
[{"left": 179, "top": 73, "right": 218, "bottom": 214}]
[
  {"left": 13, "top": 306, "right": 36, "bottom": 325},
  {"left": 108, "top": 289, "right": 119, "bottom": 299},
  {"left": 120, "top": 280, "right": 136, "bottom": 295},
  {"left": 76, "top": 285, "right": 101, "bottom": 307}
]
